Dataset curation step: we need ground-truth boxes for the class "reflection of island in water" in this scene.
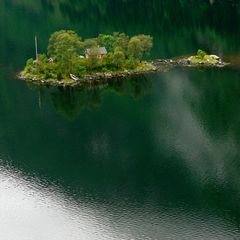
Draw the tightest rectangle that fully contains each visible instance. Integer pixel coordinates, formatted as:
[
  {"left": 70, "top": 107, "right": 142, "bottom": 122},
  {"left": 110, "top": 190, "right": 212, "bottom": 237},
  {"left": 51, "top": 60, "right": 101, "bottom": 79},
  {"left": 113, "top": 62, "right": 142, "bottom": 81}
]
[{"left": 29, "top": 74, "right": 153, "bottom": 120}]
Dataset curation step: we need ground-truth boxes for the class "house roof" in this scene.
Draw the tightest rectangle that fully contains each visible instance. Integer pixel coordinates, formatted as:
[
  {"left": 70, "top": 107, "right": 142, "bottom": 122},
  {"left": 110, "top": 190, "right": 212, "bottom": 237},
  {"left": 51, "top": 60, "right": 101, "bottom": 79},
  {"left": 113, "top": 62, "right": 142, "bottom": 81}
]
[{"left": 86, "top": 46, "right": 107, "bottom": 55}]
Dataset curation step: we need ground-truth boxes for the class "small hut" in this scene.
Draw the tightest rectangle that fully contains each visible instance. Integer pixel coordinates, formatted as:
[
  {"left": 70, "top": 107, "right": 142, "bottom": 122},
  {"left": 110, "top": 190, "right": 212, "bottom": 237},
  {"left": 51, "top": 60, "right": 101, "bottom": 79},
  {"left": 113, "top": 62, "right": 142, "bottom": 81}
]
[{"left": 86, "top": 47, "right": 107, "bottom": 59}]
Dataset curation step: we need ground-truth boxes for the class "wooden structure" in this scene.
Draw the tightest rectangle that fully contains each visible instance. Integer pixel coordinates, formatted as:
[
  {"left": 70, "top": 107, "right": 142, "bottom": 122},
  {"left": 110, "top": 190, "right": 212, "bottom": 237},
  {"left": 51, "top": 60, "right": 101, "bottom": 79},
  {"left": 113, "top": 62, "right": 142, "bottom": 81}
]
[{"left": 86, "top": 47, "right": 107, "bottom": 59}]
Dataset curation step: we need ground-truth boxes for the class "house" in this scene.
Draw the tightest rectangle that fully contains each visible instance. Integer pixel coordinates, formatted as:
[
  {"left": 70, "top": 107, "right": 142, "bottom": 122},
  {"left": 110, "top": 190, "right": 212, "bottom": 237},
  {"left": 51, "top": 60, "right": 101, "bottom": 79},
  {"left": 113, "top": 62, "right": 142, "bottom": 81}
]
[{"left": 85, "top": 46, "right": 107, "bottom": 59}]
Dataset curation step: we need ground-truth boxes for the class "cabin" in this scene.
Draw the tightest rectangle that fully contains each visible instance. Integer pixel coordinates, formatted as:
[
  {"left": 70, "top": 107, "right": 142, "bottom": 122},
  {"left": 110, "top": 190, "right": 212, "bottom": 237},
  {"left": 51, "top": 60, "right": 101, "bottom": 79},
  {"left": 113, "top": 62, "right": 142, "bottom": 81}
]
[{"left": 85, "top": 47, "right": 107, "bottom": 59}]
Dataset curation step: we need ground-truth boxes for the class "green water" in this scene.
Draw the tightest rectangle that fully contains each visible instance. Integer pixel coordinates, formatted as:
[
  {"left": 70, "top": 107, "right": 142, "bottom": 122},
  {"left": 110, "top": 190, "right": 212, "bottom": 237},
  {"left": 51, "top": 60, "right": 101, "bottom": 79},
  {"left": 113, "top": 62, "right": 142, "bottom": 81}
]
[{"left": 0, "top": 1, "right": 240, "bottom": 239}]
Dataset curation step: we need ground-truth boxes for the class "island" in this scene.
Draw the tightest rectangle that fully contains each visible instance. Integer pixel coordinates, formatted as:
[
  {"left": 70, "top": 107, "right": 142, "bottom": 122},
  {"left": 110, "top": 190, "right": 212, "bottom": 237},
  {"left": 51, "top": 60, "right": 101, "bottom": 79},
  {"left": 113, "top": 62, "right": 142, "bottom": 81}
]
[{"left": 19, "top": 30, "right": 227, "bottom": 87}]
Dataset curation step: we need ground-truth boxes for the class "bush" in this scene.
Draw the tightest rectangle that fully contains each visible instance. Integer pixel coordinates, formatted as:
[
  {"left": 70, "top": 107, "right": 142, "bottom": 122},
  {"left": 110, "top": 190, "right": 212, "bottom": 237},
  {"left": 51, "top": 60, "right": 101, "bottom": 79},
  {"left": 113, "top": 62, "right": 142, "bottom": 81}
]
[
  {"left": 76, "top": 65, "right": 86, "bottom": 76},
  {"left": 26, "top": 58, "right": 34, "bottom": 67},
  {"left": 197, "top": 49, "right": 206, "bottom": 59},
  {"left": 44, "top": 71, "right": 51, "bottom": 79},
  {"left": 57, "top": 71, "right": 62, "bottom": 81},
  {"left": 113, "top": 49, "right": 125, "bottom": 69},
  {"left": 123, "top": 58, "right": 138, "bottom": 69},
  {"left": 85, "top": 55, "right": 100, "bottom": 71}
]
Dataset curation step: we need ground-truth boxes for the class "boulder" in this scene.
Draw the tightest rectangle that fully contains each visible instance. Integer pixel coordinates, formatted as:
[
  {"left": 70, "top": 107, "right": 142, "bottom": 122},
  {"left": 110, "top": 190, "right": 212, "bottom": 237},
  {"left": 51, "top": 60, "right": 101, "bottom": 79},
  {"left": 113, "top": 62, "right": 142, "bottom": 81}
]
[{"left": 210, "top": 55, "right": 220, "bottom": 60}]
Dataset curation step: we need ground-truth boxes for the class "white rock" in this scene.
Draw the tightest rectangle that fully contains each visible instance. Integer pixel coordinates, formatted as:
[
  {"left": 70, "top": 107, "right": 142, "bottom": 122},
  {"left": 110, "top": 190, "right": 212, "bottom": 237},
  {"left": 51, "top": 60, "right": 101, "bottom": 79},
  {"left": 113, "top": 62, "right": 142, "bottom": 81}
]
[{"left": 210, "top": 55, "right": 220, "bottom": 60}]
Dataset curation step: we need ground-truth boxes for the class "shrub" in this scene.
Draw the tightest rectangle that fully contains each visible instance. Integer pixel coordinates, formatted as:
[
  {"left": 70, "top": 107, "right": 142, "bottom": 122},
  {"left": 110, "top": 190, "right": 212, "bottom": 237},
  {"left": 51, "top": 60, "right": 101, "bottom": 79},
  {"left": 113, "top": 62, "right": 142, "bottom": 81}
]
[
  {"left": 113, "top": 49, "right": 125, "bottom": 68},
  {"left": 57, "top": 71, "right": 62, "bottom": 81},
  {"left": 123, "top": 58, "right": 138, "bottom": 69},
  {"left": 76, "top": 65, "right": 86, "bottom": 76},
  {"left": 44, "top": 71, "right": 51, "bottom": 79},
  {"left": 197, "top": 49, "right": 206, "bottom": 59}
]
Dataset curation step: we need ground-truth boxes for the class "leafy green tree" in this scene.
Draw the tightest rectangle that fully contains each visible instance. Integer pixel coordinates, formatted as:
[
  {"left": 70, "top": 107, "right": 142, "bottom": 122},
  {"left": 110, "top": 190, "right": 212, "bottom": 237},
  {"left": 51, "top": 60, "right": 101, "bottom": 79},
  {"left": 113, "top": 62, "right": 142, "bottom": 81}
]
[
  {"left": 35, "top": 54, "right": 49, "bottom": 74},
  {"left": 97, "top": 34, "right": 114, "bottom": 52},
  {"left": 123, "top": 58, "right": 138, "bottom": 69},
  {"left": 135, "top": 34, "right": 153, "bottom": 56},
  {"left": 25, "top": 58, "right": 34, "bottom": 72},
  {"left": 85, "top": 47, "right": 100, "bottom": 71},
  {"left": 113, "top": 48, "right": 125, "bottom": 68},
  {"left": 128, "top": 37, "right": 143, "bottom": 60},
  {"left": 71, "top": 58, "right": 87, "bottom": 75},
  {"left": 113, "top": 32, "right": 129, "bottom": 53},
  {"left": 48, "top": 30, "right": 83, "bottom": 57},
  {"left": 128, "top": 34, "right": 153, "bottom": 60},
  {"left": 47, "top": 30, "right": 84, "bottom": 74},
  {"left": 83, "top": 38, "right": 98, "bottom": 49},
  {"left": 76, "top": 65, "right": 87, "bottom": 76},
  {"left": 104, "top": 53, "right": 114, "bottom": 69}
]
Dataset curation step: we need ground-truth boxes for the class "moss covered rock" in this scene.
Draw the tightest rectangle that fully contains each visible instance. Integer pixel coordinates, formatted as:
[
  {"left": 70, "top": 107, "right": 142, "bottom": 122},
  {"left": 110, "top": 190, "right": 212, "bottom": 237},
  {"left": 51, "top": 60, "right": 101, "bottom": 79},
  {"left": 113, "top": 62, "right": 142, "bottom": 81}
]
[{"left": 187, "top": 50, "right": 222, "bottom": 65}]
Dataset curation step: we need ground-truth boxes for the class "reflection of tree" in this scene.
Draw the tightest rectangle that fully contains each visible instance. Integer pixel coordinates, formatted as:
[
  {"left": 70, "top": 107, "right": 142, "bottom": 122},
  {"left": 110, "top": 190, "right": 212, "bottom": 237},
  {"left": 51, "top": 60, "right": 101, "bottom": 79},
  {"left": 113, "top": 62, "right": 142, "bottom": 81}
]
[
  {"left": 49, "top": 75, "right": 152, "bottom": 120},
  {"left": 108, "top": 75, "right": 152, "bottom": 99},
  {"left": 51, "top": 87, "right": 102, "bottom": 120}
]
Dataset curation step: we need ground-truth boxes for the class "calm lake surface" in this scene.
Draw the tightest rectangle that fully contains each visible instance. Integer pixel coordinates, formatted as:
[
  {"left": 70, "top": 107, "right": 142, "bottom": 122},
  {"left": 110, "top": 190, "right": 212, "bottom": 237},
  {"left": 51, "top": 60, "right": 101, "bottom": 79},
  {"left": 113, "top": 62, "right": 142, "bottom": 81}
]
[{"left": 1, "top": 1, "right": 240, "bottom": 239}]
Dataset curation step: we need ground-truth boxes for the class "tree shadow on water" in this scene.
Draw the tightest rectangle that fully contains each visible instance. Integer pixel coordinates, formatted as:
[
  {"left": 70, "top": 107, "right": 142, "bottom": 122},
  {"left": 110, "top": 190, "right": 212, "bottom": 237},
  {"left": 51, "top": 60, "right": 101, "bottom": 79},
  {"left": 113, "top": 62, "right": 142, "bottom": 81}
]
[{"left": 32, "top": 74, "right": 153, "bottom": 121}]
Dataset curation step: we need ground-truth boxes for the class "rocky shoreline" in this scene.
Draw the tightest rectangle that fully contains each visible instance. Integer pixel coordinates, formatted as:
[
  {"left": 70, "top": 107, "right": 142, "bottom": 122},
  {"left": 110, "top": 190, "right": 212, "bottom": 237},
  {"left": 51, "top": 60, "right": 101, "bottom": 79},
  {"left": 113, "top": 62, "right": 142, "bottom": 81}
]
[{"left": 18, "top": 57, "right": 228, "bottom": 88}]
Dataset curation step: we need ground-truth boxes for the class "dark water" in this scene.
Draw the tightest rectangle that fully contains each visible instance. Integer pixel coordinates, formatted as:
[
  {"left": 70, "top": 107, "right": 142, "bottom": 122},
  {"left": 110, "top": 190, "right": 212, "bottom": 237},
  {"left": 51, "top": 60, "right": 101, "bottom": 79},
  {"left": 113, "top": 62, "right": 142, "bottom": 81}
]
[{"left": 1, "top": 1, "right": 240, "bottom": 239}]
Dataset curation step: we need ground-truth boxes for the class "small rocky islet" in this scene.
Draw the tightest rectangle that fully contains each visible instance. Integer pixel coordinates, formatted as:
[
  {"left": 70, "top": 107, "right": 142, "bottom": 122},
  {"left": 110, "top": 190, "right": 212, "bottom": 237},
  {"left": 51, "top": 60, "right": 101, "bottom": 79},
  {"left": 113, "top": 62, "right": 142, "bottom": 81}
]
[{"left": 18, "top": 31, "right": 227, "bottom": 88}]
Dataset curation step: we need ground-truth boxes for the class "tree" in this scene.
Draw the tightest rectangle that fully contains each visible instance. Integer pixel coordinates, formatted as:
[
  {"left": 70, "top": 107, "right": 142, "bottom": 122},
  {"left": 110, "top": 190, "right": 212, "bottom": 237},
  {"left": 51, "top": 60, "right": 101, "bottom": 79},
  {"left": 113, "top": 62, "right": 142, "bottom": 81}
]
[
  {"left": 128, "top": 37, "right": 143, "bottom": 60},
  {"left": 70, "top": 58, "right": 87, "bottom": 76},
  {"left": 83, "top": 38, "right": 98, "bottom": 49},
  {"left": 135, "top": 34, "right": 153, "bottom": 56},
  {"left": 104, "top": 53, "right": 114, "bottom": 69},
  {"left": 112, "top": 48, "right": 125, "bottom": 68},
  {"left": 113, "top": 32, "right": 130, "bottom": 53},
  {"left": 128, "top": 34, "right": 153, "bottom": 60},
  {"left": 47, "top": 30, "right": 84, "bottom": 73},
  {"left": 25, "top": 58, "right": 34, "bottom": 72},
  {"left": 97, "top": 34, "right": 114, "bottom": 52},
  {"left": 35, "top": 54, "right": 49, "bottom": 74},
  {"left": 85, "top": 47, "right": 100, "bottom": 71},
  {"left": 48, "top": 30, "right": 83, "bottom": 57}
]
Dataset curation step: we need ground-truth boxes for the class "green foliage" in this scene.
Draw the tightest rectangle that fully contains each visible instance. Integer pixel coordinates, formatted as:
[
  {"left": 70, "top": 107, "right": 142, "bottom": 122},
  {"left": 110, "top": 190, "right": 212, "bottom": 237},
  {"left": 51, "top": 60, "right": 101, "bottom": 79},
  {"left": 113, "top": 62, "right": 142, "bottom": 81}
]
[
  {"left": 112, "top": 48, "right": 125, "bottom": 68},
  {"left": 47, "top": 30, "right": 84, "bottom": 73},
  {"left": 85, "top": 54, "right": 100, "bottom": 71},
  {"left": 26, "top": 58, "right": 34, "bottom": 68},
  {"left": 23, "top": 30, "right": 154, "bottom": 81},
  {"left": 75, "top": 65, "right": 87, "bottom": 76},
  {"left": 123, "top": 58, "right": 138, "bottom": 69},
  {"left": 44, "top": 71, "right": 51, "bottom": 79},
  {"left": 135, "top": 34, "right": 153, "bottom": 56},
  {"left": 128, "top": 37, "right": 143, "bottom": 60},
  {"left": 97, "top": 34, "right": 114, "bottom": 52},
  {"left": 113, "top": 32, "right": 129, "bottom": 53},
  {"left": 83, "top": 38, "right": 98, "bottom": 49},
  {"left": 48, "top": 30, "right": 83, "bottom": 57},
  {"left": 57, "top": 71, "right": 63, "bottom": 81},
  {"left": 189, "top": 50, "right": 219, "bottom": 64},
  {"left": 128, "top": 35, "right": 153, "bottom": 60},
  {"left": 197, "top": 49, "right": 207, "bottom": 59},
  {"left": 104, "top": 53, "right": 114, "bottom": 69}
]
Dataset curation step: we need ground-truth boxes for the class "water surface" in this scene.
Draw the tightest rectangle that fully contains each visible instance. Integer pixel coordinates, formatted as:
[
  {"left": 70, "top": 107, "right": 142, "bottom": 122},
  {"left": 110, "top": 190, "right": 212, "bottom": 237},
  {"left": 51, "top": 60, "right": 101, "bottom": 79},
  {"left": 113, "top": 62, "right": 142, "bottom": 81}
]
[{"left": 0, "top": 1, "right": 240, "bottom": 239}]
